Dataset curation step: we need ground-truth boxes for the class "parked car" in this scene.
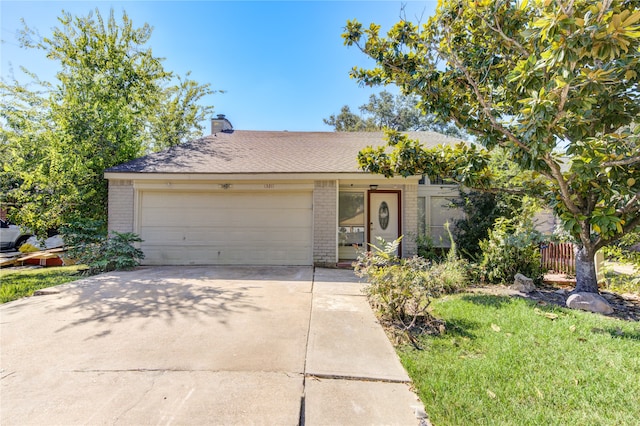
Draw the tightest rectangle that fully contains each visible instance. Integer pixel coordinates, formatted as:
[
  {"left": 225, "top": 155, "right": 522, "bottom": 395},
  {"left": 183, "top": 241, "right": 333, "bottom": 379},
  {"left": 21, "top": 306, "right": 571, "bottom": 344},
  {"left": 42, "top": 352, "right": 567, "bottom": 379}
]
[{"left": 0, "top": 219, "right": 32, "bottom": 251}]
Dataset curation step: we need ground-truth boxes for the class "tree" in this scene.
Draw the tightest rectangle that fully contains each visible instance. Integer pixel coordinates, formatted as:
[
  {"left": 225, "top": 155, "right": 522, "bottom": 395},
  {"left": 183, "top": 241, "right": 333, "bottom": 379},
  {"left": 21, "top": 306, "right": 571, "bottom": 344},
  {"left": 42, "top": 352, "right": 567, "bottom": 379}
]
[
  {"left": 324, "top": 90, "right": 466, "bottom": 136},
  {"left": 323, "top": 105, "right": 370, "bottom": 131},
  {"left": 344, "top": 0, "right": 640, "bottom": 294},
  {"left": 1, "top": 9, "right": 215, "bottom": 238}
]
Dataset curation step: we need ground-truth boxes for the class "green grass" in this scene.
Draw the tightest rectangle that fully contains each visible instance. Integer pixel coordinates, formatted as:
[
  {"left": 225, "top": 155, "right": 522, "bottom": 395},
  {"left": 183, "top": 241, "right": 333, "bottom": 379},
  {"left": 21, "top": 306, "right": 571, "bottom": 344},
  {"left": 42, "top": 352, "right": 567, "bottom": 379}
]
[
  {"left": 0, "top": 266, "right": 87, "bottom": 303},
  {"left": 399, "top": 293, "right": 640, "bottom": 425}
]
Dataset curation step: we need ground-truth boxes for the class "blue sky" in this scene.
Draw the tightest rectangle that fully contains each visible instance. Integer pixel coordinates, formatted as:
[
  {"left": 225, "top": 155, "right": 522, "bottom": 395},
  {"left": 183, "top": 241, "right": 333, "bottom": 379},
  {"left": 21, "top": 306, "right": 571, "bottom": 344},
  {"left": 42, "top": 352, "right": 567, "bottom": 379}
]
[{"left": 1, "top": 1, "right": 437, "bottom": 131}]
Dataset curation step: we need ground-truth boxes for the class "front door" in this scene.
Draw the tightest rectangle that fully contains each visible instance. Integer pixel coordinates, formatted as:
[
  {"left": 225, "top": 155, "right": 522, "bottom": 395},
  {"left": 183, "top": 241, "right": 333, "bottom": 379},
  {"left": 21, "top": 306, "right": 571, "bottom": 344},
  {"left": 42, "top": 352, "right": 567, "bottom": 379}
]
[{"left": 368, "top": 191, "right": 401, "bottom": 256}]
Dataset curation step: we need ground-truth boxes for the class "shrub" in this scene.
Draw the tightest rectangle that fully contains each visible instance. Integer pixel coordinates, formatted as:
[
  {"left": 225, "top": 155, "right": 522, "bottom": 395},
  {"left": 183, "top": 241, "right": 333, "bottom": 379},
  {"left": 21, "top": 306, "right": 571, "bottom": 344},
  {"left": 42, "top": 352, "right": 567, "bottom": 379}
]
[
  {"left": 479, "top": 216, "right": 544, "bottom": 284},
  {"left": 452, "top": 189, "right": 523, "bottom": 260},
  {"left": 602, "top": 268, "right": 640, "bottom": 295},
  {"left": 60, "top": 219, "right": 105, "bottom": 249},
  {"left": 415, "top": 233, "right": 441, "bottom": 261},
  {"left": 602, "top": 230, "right": 640, "bottom": 268},
  {"left": 354, "top": 236, "right": 469, "bottom": 344},
  {"left": 60, "top": 220, "right": 144, "bottom": 274}
]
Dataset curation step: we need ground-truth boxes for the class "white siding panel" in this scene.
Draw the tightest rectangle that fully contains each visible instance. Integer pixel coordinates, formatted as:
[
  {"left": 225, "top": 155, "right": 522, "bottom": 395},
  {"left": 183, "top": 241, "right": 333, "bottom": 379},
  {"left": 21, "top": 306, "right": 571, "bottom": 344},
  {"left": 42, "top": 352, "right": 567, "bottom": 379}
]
[{"left": 139, "top": 191, "right": 313, "bottom": 265}]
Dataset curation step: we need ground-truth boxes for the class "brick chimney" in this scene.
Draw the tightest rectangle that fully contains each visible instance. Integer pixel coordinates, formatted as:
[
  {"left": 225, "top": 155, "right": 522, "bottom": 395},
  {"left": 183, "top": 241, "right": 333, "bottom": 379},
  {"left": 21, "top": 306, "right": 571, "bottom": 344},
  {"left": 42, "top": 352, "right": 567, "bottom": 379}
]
[{"left": 211, "top": 114, "right": 234, "bottom": 134}]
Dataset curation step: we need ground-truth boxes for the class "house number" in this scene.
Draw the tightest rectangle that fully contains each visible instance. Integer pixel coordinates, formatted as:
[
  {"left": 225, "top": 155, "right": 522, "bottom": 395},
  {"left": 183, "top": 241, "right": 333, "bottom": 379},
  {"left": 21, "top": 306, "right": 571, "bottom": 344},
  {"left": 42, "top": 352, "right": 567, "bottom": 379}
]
[
  {"left": 264, "top": 184, "right": 275, "bottom": 189},
  {"left": 379, "top": 201, "right": 390, "bottom": 230}
]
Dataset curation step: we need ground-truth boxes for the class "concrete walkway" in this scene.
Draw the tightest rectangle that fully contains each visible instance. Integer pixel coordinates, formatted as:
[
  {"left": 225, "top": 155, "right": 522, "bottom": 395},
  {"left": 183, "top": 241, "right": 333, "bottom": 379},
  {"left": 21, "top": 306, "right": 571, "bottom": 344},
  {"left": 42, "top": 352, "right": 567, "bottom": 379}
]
[{"left": 1, "top": 266, "right": 425, "bottom": 425}]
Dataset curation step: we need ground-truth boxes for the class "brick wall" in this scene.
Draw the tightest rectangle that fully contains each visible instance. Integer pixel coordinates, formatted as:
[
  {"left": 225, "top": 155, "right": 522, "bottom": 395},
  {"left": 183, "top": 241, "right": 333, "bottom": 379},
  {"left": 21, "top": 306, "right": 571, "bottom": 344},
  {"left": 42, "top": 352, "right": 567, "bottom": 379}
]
[
  {"left": 403, "top": 184, "right": 418, "bottom": 257},
  {"left": 313, "top": 180, "right": 337, "bottom": 266},
  {"left": 108, "top": 180, "right": 134, "bottom": 233}
]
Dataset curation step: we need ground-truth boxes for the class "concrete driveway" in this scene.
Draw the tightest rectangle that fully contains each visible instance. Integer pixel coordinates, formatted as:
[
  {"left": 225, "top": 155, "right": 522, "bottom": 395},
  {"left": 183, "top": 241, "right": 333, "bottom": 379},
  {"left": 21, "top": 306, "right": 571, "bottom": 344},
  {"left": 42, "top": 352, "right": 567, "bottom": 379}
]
[{"left": 1, "top": 266, "right": 425, "bottom": 425}]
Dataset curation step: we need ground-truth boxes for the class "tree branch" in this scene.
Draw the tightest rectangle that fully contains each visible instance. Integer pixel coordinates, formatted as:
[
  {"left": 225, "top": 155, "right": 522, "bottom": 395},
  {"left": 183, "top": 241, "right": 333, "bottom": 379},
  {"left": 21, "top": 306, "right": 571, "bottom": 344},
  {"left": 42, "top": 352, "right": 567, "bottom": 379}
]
[
  {"left": 445, "top": 49, "right": 531, "bottom": 154},
  {"left": 622, "top": 212, "right": 640, "bottom": 235},
  {"left": 617, "top": 192, "right": 640, "bottom": 216},
  {"left": 543, "top": 153, "right": 583, "bottom": 215},
  {"left": 547, "top": 82, "right": 571, "bottom": 138},
  {"left": 595, "top": 212, "right": 640, "bottom": 252},
  {"left": 482, "top": 11, "right": 529, "bottom": 58},
  {"left": 444, "top": 43, "right": 583, "bottom": 216},
  {"left": 596, "top": 0, "right": 613, "bottom": 23},
  {"left": 602, "top": 155, "right": 640, "bottom": 168}
]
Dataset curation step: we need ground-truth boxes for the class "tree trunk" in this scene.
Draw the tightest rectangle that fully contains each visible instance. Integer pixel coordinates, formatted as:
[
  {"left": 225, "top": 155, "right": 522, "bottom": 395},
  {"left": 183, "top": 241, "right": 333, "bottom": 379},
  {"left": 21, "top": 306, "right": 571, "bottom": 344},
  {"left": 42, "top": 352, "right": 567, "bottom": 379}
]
[{"left": 574, "top": 245, "right": 599, "bottom": 293}]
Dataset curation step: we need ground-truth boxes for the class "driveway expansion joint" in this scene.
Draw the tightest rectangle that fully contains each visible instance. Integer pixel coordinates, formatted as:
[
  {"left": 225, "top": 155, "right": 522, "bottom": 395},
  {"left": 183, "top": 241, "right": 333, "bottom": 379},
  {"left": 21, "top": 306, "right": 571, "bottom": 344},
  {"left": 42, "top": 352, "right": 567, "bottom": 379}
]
[
  {"left": 298, "top": 266, "right": 317, "bottom": 426},
  {"left": 304, "top": 373, "right": 411, "bottom": 384}
]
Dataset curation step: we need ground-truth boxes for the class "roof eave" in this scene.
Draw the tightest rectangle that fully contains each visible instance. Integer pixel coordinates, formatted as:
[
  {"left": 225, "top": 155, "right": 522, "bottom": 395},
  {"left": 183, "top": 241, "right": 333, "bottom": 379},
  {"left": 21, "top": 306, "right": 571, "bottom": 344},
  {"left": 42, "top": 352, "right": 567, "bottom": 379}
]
[{"left": 104, "top": 171, "right": 421, "bottom": 182}]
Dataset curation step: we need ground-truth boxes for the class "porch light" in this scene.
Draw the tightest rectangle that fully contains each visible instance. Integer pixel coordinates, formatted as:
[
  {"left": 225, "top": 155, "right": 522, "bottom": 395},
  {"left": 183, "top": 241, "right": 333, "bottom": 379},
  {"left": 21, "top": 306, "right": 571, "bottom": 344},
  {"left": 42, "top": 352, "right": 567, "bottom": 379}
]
[{"left": 369, "top": 184, "right": 378, "bottom": 190}]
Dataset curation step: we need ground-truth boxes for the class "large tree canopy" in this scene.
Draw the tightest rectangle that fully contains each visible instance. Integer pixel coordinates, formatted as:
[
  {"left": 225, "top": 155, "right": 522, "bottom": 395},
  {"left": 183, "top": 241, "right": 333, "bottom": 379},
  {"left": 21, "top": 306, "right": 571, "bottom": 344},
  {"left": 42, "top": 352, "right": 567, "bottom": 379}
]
[
  {"left": 1, "top": 9, "right": 215, "bottom": 237},
  {"left": 324, "top": 90, "right": 465, "bottom": 136},
  {"left": 344, "top": 0, "right": 640, "bottom": 293}
]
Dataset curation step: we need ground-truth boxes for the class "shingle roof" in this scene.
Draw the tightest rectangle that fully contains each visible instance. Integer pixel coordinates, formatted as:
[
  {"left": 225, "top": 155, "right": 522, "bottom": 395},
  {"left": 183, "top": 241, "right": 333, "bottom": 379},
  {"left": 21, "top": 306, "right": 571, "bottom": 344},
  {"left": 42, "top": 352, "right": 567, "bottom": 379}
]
[{"left": 106, "top": 130, "right": 462, "bottom": 174}]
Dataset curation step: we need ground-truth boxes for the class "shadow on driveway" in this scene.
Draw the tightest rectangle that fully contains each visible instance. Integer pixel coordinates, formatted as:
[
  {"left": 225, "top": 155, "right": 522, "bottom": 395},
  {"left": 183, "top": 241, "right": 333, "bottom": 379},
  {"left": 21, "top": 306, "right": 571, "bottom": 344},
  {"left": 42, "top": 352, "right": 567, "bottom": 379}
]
[{"left": 50, "top": 271, "right": 263, "bottom": 334}]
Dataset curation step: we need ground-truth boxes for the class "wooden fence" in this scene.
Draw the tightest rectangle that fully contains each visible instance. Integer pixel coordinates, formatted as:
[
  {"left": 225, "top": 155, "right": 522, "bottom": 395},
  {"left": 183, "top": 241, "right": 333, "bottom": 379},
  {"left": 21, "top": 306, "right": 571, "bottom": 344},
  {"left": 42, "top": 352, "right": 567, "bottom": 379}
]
[{"left": 540, "top": 242, "right": 576, "bottom": 274}]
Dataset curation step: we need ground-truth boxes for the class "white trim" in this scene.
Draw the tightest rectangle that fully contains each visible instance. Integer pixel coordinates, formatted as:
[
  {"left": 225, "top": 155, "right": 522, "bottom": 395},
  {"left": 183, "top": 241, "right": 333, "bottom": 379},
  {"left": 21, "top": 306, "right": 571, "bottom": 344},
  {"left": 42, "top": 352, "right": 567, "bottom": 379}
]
[
  {"left": 334, "top": 181, "right": 340, "bottom": 264},
  {"left": 132, "top": 182, "right": 314, "bottom": 192},
  {"left": 133, "top": 188, "right": 141, "bottom": 236},
  {"left": 105, "top": 172, "right": 421, "bottom": 182}
]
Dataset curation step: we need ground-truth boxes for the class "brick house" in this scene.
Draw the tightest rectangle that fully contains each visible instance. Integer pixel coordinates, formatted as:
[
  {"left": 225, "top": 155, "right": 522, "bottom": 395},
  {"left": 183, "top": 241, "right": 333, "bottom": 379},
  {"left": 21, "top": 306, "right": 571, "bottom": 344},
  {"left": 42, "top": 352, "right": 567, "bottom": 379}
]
[{"left": 104, "top": 116, "right": 462, "bottom": 266}]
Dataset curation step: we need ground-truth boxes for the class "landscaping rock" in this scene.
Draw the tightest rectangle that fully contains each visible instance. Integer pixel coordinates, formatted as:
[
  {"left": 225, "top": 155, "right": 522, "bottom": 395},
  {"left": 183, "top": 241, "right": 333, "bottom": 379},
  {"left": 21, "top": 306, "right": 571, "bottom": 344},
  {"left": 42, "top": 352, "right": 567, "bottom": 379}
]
[
  {"left": 512, "top": 273, "right": 535, "bottom": 293},
  {"left": 566, "top": 292, "right": 614, "bottom": 314}
]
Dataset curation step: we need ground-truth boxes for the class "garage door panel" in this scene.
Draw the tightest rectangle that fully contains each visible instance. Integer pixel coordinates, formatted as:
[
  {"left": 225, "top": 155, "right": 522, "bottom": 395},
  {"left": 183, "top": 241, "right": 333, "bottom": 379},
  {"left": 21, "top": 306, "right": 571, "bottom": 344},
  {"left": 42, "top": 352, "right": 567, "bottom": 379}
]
[
  {"left": 141, "top": 209, "right": 312, "bottom": 228},
  {"left": 142, "top": 245, "right": 311, "bottom": 265},
  {"left": 141, "top": 228, "right": 185, "bottom": 244},
  {"left": 139, "top": 191, "right": 313, "bottom": 265}
]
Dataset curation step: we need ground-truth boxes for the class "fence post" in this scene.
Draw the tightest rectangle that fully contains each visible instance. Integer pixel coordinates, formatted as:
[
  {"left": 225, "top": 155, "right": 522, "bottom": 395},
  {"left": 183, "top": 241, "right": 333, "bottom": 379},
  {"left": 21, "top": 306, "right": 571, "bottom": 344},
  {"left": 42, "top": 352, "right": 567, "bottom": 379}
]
[{"left": 595, "top": 250, "right": 606, "bottom": 284}]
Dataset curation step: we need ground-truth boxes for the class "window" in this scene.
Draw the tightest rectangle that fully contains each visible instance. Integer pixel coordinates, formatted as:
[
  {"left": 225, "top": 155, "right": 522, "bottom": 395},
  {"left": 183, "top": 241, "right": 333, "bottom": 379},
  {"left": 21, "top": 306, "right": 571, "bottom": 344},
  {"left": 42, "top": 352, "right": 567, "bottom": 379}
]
[
  {"left": 428, "top": 175, "right": 456, "bottom": 185},
  {"left": 417, "top": 196, "right": 464, "bottom": 247},
  {"left": 338, "top": 191, "right": 365, "bottom": 259},
  {"left": 418, "top": 196, "right": 426, "bottom": 236},
  {"left": 429, "top": 196, "right": 461, "bottom": 246}
]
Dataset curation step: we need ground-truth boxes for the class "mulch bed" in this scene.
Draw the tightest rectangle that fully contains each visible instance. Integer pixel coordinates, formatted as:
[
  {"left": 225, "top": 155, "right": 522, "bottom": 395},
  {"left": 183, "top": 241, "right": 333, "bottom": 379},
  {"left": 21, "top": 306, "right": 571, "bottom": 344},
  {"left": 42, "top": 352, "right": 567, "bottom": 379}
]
[{"left": 468, "top": 283, "right": 640, "bottom": 322}]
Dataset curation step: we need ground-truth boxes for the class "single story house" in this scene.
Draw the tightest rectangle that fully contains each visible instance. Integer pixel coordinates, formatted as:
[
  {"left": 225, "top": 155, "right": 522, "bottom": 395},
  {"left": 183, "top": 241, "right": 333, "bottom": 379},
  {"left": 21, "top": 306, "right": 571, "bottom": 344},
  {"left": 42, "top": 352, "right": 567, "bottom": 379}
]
[{"left": 104, "top": 116, "right": 463, "bottom": 266}]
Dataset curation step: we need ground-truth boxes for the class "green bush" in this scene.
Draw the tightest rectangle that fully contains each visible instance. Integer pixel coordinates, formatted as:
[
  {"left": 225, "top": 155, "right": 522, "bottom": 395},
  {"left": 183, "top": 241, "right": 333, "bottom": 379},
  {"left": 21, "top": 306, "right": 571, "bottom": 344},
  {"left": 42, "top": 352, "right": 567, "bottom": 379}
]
[
  {"left": 415, "top": 233, "right": 442, "bottom": 261},
  {"left": 354, "top": 236, "right": 469, "bottom": 341},
  {"left": 479, "top": 216, "right": 544, "bottom": 284},
  {"left": 602, "top": 230, "right": 640, "bottom": 268},
  {"left": 61, "top": 220, "right": 144, "bottom": 274},
  {"left": 452, "top": 189, "right": 523, "bottom": 260},
  {"left": 60, "top": 219, "right": 105, "bottom": 249}
]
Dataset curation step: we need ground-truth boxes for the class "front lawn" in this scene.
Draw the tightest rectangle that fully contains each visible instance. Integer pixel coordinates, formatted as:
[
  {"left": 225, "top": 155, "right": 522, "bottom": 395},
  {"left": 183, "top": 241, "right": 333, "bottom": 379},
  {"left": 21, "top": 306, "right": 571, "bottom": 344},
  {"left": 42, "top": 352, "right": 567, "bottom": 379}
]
[
  {"left": 400, "top": 293, "right": 640, "bottom": 425},
  {"left": 0, "top": 266, "right": 86, "bottom": 303}
]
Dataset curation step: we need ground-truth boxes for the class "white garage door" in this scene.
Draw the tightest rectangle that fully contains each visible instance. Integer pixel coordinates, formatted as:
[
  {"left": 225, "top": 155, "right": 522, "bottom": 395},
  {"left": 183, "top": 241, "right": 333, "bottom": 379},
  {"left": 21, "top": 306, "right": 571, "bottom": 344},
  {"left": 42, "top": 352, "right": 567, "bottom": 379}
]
[{"left": 139, "top": 191, "right": 313, "bottom": 265}]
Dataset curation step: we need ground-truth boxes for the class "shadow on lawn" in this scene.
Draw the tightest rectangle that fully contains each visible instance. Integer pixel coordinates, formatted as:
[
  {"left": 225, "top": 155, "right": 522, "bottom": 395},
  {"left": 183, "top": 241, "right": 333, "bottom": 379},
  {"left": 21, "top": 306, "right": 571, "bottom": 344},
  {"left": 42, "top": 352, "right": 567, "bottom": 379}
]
[
  {"left": 601, "top": 327, "right": 640, "bottom": 341},
  {"left": 461, "top": 293, "right": 566, "bottom": 313},
  {"left": 441, "top": 317, "right": 481, "bottom": 339},
  {"left": 460, "top": 293, "right": 515, "bottom": 309}
]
